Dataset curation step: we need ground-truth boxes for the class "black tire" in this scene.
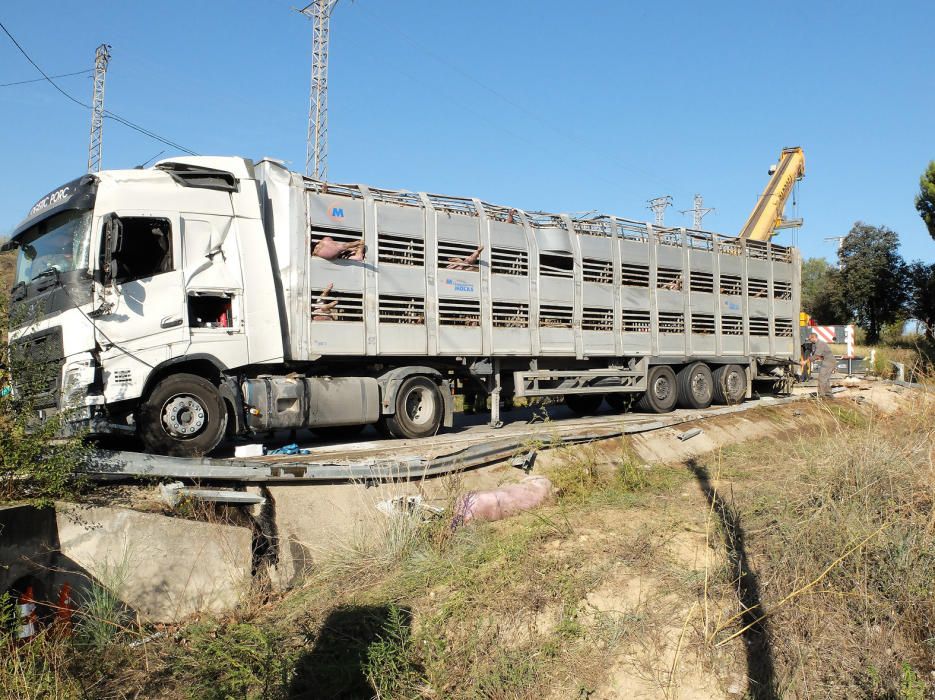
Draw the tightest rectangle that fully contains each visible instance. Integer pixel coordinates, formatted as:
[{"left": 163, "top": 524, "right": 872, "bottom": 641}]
[
  {"left": 676, "top": 362, "right": 714, "bottom": 409},
  {"left": 382, "top": 375, "right": 444, "bottom": 439},
  {"left": 565, "top": 393, "right": 604, "bottom": 416},
  {"left": 712, "top": 364, "right": 746, "bottom": 405},
  {"left": 605, "top": 393, "right": 631, "bottom": 412},
  {"left": 139, "top": 373, "right": 227, "bottom": 457},
  {"left": 635, "top": 365, "right": 678, "bottom": 413}
]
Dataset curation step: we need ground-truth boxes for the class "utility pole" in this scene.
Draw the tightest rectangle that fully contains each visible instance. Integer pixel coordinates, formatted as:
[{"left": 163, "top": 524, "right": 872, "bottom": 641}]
[
  {"left": 301, "top": 0, "right": 339, "bottom": 181},
  {"left": 824, "top": 236, "right": 845, "bottom": 268},
  {"left": 647, "top": 195, "right": 673, "bottom": 227},
  {"left": 680, "top": 193, "right": 715, "bottom": 230},
  {"left": 87, "top": 43, "right": 111, "bottom": 173}
]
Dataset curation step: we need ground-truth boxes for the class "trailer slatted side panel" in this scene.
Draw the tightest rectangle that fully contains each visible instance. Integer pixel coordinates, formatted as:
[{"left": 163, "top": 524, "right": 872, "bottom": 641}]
[{"left": 302, "top": 182, "right": 798, "bottom": 361}]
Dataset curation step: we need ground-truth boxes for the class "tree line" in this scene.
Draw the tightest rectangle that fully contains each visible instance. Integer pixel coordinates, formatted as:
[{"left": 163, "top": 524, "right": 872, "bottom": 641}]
[{"left": 800, "top": 163, "right": 935, "bottom": 344}]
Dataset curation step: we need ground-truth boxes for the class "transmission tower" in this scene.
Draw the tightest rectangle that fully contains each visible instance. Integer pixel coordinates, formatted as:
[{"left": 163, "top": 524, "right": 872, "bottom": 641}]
[
  {"left": 647, "top": 195, "right": 673, "bottom": 227},
  {"left": 301, "top": 0, "right": 339, "bottom": 180},
  {"left": 680, "top": 193, "right": 715, "bottom": 230},
  {"left": 87, "top": 43, "right": 111, "bottom": 173},
  {"left": 825, "top": 236, "right": 845, "bottom": 268}
]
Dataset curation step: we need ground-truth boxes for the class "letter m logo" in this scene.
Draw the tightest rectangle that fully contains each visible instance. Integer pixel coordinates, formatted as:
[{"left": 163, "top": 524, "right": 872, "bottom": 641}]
[{"left": 331, "top": 207, "right": 345, "bottom": 218}]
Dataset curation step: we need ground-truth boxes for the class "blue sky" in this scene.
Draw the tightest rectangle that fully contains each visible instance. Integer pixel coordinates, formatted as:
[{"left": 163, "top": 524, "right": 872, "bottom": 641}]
[{"left": 2, "top": 1, "right": 934, "bottom": 264}]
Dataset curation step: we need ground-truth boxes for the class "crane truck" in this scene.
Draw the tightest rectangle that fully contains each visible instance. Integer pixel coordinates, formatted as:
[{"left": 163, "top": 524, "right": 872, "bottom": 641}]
[{"left": 4, "top": 149, "right": 804, "bottom": 457}]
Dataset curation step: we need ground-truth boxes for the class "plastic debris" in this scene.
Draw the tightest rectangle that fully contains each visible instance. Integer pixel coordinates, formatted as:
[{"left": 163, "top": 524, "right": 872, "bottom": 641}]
[
  {"left": 677, "top": 428, "right": 703, "bottom": 441},
  {"left": 265, "top": 443, "right": 311, "bottom": 456},
  {"left": 376, "top": 495, "right": 443, "bottom": 520},
  {"left": 234, "top": 443, "right": 265, "bottom": 458}
]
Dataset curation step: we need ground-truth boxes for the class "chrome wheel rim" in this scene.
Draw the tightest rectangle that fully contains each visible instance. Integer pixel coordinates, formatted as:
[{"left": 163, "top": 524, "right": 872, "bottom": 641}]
[
  {"left": 404, "top": 386, "right": 434, "bottom": 426},
  {"left": 161, "top": 394, "right": 207, "bottom": 438}
]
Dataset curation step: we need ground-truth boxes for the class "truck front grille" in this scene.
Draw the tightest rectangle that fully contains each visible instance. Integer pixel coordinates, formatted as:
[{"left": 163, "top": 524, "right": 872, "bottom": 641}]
[{"left": 10, "top": 327, "right": 64, "bottom": 409}]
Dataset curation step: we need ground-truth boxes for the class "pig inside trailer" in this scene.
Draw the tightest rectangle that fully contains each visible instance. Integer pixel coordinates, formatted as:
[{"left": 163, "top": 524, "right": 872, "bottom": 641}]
[{"left": 5, "top": 156, "right": 799, "bottom": 457}]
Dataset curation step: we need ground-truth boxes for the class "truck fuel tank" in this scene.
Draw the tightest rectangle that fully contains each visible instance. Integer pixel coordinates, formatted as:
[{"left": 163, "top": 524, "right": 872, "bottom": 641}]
[{"left": 242, "top": 376, "right": 380, "bottom": 432}]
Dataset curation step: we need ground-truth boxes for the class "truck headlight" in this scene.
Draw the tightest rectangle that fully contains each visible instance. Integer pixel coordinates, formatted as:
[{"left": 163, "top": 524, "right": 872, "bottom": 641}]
[{"left": 62, "top": 353, "right": 98, "bottom": 407}]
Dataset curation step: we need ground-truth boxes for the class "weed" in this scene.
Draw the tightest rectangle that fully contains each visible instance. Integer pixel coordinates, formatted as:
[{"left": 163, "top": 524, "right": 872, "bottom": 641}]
[
  {"left": 364, "top": 605, "right": 425, "bottom": 699},
  {"left": 174, "top": 621, "right": 291, "bottom": 700}
]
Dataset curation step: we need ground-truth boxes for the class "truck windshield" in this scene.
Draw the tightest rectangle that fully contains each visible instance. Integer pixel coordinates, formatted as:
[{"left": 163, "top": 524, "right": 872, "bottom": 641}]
[{"left": 13, "top": 209, "right": 93, "bottom": 287}]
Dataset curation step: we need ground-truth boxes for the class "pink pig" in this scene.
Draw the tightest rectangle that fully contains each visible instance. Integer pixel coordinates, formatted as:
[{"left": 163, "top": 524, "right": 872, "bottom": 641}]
[{"left": 453, "top": 475, "right": 554, "bottom": 526}]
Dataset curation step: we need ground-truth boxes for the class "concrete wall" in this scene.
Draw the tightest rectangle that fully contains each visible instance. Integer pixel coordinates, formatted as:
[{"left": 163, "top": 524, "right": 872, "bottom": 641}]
[{"left": 55, "top": 504, "right": 253, "bottom": 622}]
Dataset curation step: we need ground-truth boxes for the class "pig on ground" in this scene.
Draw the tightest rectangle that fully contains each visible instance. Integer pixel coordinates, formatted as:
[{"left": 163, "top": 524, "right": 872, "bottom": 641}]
[{"left": 452, "top": 475, "right": 554, "bottom": 526}]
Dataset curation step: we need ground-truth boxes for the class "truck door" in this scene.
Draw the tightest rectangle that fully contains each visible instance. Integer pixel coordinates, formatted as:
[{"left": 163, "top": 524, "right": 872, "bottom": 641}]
[{"left": 94, "top": 211, "right": 186, "bottom": 386}]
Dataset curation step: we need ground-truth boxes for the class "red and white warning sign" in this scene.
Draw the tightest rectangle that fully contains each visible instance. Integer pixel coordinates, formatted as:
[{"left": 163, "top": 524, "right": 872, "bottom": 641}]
[{"left": 812, "top": 326, "right": 836, "bottom": 343}]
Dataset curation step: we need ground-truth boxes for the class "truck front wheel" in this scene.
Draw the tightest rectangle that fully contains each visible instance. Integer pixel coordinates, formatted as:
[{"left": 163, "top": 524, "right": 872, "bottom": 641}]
[
  {"left": 381, "top": 375, "right": 443, "bottom": 440},
  {"left": 635, "top": 365, "right": 678, "bottom": 413},
  {"left": 139, "top": 373, "right": 228, "bottom": 457}
]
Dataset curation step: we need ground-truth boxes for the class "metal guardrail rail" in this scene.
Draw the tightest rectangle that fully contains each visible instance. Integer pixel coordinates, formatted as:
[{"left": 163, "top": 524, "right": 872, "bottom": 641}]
[{"left": 82, "top": 392, "right": 817, "bottom": 484}]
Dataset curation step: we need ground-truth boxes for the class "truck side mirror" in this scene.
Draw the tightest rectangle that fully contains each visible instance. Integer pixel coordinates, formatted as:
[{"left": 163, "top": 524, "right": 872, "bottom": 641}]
[{"left": 102, "top": 213, "right": 124, "bottom": 284}]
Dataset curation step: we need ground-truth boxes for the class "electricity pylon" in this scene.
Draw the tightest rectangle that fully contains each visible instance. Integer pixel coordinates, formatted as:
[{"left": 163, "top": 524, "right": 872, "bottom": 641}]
[
  {"left": 301, "top": 0, "right": 339, "bottom": 180},
  {"left": 87, "top": 43, "right": 111, "bottom": 173}
]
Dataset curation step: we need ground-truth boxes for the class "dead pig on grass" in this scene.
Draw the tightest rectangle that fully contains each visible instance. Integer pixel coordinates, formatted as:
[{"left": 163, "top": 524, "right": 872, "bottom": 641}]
[{"left": 452, "top": 475, "right": 554, "bottom": 526}]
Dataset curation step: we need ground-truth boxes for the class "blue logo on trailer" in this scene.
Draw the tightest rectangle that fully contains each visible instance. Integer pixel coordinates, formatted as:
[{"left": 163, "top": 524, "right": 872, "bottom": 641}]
[
  {"left": 446, "top": 278, "right": 474, "bottom": 293},
  {"left": 331, "top": 207, "right": 345, "bottom": 218}
]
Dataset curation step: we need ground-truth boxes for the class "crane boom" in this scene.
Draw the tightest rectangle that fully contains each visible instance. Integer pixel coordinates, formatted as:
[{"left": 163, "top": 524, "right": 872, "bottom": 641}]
[{"left": 738, "top": 146, "right": 805, "bottom": 241}]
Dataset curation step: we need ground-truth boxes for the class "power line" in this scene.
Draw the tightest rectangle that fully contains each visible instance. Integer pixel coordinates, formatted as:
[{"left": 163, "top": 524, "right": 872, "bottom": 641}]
[
  {"left": 0, "top": 20, "right": 197, "bottom": 156},
  {"left": 0, "top": 69, "right": 92, "bottom": 87}
]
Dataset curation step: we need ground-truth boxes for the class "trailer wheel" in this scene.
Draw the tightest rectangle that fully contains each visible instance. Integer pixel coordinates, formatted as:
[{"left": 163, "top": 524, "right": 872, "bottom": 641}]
[
  {"left": 382, "top": 375, "right": 443, "bottom": 439},
  {"left": 139, "top": 373, "right": 227, "bottom": 457},
  {"left": 635, "top": 365, "right": 678, "bottom": 413},
  {"left": 676, "top": 362, "right": 714, "bottom": 409},
  {"left": 565, "top": 394, "right": 604, "bottom": 416},
  {"left": 712, "top": 364, "right": 746, "bottom": 405}
]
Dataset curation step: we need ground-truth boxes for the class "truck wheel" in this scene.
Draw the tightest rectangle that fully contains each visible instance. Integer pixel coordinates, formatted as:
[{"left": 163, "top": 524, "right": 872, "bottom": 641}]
[
  {"left": 565, "top": 394, "right": 604, "bottom": 416},
  {"left": 139, "top": 373, "right": 227, "bottom": 457},
  {"left": 712, "top": 364, "right": 746, "bottom": 405},
  {"left": 635, "top": 365, "right": 678, "bottom": 413},
  {"left": 677, "top": 362, "right": 714, "bottom": 409},
  {"left": 382, "top": 375, "right": 443, "bottom": 439}
]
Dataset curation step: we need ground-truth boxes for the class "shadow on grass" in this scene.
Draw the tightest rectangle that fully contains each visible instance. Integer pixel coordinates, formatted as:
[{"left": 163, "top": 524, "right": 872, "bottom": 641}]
[
  {"left": 688, "top": 459, "right": 777, "bottom": 700},
  {"left": 288, "top": 604, "right": 412, "bottom": 699}
]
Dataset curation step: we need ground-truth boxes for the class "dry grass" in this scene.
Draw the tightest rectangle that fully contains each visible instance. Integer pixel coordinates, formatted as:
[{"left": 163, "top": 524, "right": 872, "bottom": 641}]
[
  {"left": 693, "top": 388, "right": 935, "bottom": 698},
  {"left": 4, "top": 388, "right": 933, "bottom": 698}
]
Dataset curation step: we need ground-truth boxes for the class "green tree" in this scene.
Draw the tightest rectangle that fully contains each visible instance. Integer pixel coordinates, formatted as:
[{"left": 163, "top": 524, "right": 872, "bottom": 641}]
[
  {"left": 838, "top": 222, "right": 908, "bottom": 344},
  {"left": 914, "top": 161, "right": 935, "bottom": 241},
  {"left": 0, "top": 292, "right": 90, "bottom": 504},
  {"left": 906, "top": 261, "right": 935, "bottom": 343},
  {"left": 800, "top": 257, "right": 849, "bottom": 324}
]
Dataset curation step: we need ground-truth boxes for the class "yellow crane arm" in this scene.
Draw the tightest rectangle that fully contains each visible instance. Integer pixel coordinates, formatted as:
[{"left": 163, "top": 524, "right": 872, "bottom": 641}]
[{"left": 738, "top": 146, "right": 805, "bottom": 241}]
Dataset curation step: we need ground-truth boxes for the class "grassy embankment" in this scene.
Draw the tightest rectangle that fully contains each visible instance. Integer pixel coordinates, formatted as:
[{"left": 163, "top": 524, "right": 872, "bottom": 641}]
[{"left": 3, "top": 385, "right": 933, "bottom": 699}]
